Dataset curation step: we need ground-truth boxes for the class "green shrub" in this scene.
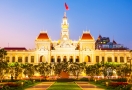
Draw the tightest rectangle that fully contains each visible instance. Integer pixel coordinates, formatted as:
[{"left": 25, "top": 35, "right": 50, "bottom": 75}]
[
  {"left": 57, "top": 78, "right": 75, "bottom": 82},
  {"left": 96, "top": 79, "right": 110, "bottom": 84},
  {"left": 79, "top": 77, "right": 88, "bottom": 81},
  {"left": 112, "top": 78, "right": 127, "bottom": 82}
]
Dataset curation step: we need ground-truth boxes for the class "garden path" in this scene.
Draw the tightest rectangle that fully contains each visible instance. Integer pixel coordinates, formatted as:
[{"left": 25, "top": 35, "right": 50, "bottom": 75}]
[
  {"left": 25, "top": 82, "right": 54, "bottom": 90},
  {"left": 75, "top": 81, "right": 105, "bottom": 90}
]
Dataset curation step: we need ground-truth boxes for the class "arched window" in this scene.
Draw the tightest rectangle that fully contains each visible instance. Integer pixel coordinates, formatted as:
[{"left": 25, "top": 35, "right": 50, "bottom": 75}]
[
  {"left": 40, "top": 56, "right": 45, "bottom": 62},
  {"left": 69, "top": 56, "right": 73, "bottom": 62},
  {"left": 85, "top": 55, "right": 91, "bottom": 62},
  {"left": 63, "top": 56, "right": 67, "bottom": 62},
  {"left": 76, "top": 56, "right": 79, "bottom": 62},
  {"left": 57, "top": 56, "right": 61, "bottom": 62},
  {"left": 51, "top": 56, "right": 55, "bottom": 62}
]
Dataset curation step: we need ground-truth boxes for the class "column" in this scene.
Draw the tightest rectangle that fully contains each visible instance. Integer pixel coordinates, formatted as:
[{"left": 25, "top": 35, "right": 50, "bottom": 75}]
[
  {"left": 92, "top": 53, "right": 94, "bottom": 64},
  {"left": 67, "top": 54, "right": 69, "bottom": 62},
  {"left": 15, "top": 55, "right": 18, "bottom": 62},
  {"left": 55, "top": 55, "right": 57, "bottom": 63},
  {"left": 22, "top": 55, "right": 24, "bottom": 63},
  {"left": 124, "top": 55, "right": 126, "bottom": 63},
  {"left": 100, "top": 54, "right": 102, "bottom": 62},
  {"left": 73, "top": 54, "right": 75, "bottom": 62},
  {"left": 36, "top": 54, "right": 38, "bottom": 64},
  {"left": 105, "top": 56, "right": 107, "bottom": 63},
  {"left": 28, "top": 55, "right": 31, "bottom": 63},
  {"left": 10, "top": 55, "right": 12, "bottom": 63},
  {"left": 61, "top": 55, "right": 63, "bottom": 62},
  {"left": 117, "top": 55, "right": 120, "bottom": 63},
  {"left": 112, "top": 54, "right": 114, "bottom": 62}
]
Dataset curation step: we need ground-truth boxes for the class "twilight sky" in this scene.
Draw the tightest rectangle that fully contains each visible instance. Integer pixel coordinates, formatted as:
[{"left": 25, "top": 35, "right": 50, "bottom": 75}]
[{"left": 0, "top": 0, "right": 132, "bottom": 49}]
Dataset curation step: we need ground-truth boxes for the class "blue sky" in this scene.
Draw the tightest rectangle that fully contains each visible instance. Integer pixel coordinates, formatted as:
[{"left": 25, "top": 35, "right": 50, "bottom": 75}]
[{"left": 0, "top": 0, "right": 132, "bottom": 49}]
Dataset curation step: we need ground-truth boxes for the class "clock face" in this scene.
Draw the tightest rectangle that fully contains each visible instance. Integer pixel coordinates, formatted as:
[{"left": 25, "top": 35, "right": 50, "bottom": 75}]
[
  {"left": 63, "top": 35, "right": 68, "bottom": 40},
  {"left": 63, "top": 37, "right": 67, "bottom": 40}
]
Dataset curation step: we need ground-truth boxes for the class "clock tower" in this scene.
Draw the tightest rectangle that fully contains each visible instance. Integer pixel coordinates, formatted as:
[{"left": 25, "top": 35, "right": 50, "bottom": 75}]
[{"left": 61, "top": 12, "right": 69, "bottom": 41}]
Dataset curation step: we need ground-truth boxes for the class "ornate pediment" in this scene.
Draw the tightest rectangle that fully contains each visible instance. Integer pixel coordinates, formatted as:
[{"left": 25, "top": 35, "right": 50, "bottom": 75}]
[
  {"left": 54, "top": 40, "right": 76, "bottom": 50},
  {"left": 38, "top": 46, "right": 48, "bottom": 51},
  {"left": 83, "top": 46, "right": 91, "bottom": 51}
]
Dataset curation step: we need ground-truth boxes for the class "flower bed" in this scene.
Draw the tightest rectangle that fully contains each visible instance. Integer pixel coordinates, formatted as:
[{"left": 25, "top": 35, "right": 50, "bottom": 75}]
[
  {"left": 109, "top": 82, "right": 128, "bottom": 87},
  {"left": 4, "top": 82, "right": 21, "bottom": 87}
]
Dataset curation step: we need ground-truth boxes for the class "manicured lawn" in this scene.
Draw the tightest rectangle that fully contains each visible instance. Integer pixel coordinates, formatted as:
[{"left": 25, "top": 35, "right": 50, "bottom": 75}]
[{"left": 47, "top": 82, "right": 82, "bottom": 90}]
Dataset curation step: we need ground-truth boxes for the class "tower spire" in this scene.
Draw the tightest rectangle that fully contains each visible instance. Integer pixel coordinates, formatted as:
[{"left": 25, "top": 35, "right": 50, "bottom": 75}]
[
  {"left": 61, "top": 12, "right": 69, "bottom": 29},
  {"left": 64, "top": 12, "right": 66, "bottom": 18}
]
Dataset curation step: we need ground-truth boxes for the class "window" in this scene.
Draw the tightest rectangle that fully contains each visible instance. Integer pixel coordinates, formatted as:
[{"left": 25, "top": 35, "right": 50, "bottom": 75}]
[
  {"left": 120, "top": 57, "right": 124, "bottom": 62},
  {"left": 76, "top": 56, "right": 79, "bottom": 62},
  {"left": 18, "top": 57, "right": 22, "bottom": 62},
  {"left": 115, "top": 57, "right": 117, "bottom": 62},
  {"left": 69, "top": 56, "right": 73, "bottom": 62},
  {"left": 88, "top": 56, "right": 91, "bottom": 62},
  {"left": 96, "top": 56, "right": 99, "bottom": 62},
  {"left": 51, "top": 56, "right": 54, "bottom": 62},
  {"left": 57, "top": 59, "right": 60, "bottom": 62},
  {"left": 63, "top": 56, "right": 67, "bottom": 62},
  {"left": 57, "top": 56, "right": 61, "bottom": 63},
  {"left": 107, "top": 57, "right": 112, "bottom": 62},
  {"left": 6, "top": 57, "right": 9, "bottom": 62},
  {"left": 25, "top": 57, "right": 28, "bottom": 63},
  {"left": 31, "top": 56, "right": 34, "bottom": 63},
  {"left": 12, "top": 57, "right": 15, "bottom": 62}
]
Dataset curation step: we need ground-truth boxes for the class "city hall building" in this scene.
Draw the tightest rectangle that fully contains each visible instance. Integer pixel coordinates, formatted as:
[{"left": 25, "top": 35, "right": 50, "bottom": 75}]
[{"left": 3, "top": 12, "right": 131, "bottom": 65}]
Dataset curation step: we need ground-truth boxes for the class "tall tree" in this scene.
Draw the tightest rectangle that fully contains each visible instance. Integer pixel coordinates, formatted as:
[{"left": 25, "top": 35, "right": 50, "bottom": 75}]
[
  {"left": 0, "top": 48, "right": 8, "bottom": 82},
  {"left": 0, "top": 48, "right": 7, "bottom": 61},
  {"left": 0, "top": 61, "right": 8, "bottom": 82},
  {"left": 69, "top": 62, "right": 86, "bottom": 79},
  {"left": 22, "top": 63, "right": 35, "bottom": 81},
  {"left": 35, "top": 62, "right": 52, "bottom": 79}
]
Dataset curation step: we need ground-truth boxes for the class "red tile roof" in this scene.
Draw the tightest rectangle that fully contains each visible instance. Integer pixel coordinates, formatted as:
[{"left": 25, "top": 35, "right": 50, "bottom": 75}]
[
  {"left": 4, "top": 47, "right": 27, "bottom": 51},
  {"left": 81, "top": 33, "right": 93, "bottom": 40},
  {"left": 101, "top": 48, "right": 127, "bottom": 50},
  {"left": 37, "top": 32, "right": 49, "bottom": 40}
]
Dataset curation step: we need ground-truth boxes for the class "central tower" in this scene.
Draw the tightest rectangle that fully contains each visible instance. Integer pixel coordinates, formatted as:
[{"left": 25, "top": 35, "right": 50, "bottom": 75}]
[{"left": 61, "top": 12, "right": 69, "bottom": 41}]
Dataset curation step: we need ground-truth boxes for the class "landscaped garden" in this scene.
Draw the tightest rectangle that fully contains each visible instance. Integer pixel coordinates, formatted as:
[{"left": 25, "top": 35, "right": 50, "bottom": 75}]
[{"left": 0, "top": 48, "right": 132, "bottom": 90}]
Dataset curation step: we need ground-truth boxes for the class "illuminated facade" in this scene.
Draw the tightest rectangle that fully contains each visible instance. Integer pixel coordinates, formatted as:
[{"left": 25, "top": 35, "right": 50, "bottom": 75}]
[{"left": 3, "top": 12, "right": 131, "bottom": 65}]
